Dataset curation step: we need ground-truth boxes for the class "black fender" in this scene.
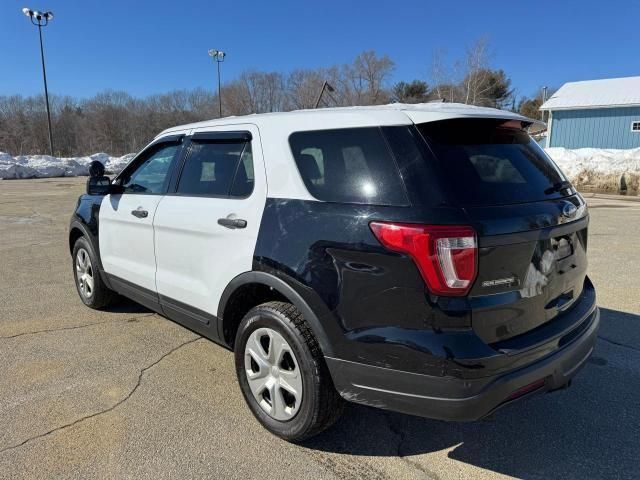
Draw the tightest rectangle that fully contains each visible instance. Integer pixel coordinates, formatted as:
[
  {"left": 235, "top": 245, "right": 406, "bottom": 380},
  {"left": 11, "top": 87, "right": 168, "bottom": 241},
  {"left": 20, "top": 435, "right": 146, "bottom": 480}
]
[
  {"left": 69, "top": 219, "right": 114, "bottom": 291},
  {"left": 217, "top": 270, "right": 335, "bottom": 357},
  {"left": 69, "top": 194, "right": 112, "bottom": 289},
  {"left": 69, "top": 220, "right": 96, "bottom": 253}
]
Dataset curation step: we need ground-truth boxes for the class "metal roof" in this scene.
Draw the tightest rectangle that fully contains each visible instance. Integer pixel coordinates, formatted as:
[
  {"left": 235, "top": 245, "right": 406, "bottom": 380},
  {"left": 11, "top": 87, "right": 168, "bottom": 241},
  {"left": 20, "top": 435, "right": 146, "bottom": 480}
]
[{"left": 540, "top": 76, "right": 640, "bottom": 111}]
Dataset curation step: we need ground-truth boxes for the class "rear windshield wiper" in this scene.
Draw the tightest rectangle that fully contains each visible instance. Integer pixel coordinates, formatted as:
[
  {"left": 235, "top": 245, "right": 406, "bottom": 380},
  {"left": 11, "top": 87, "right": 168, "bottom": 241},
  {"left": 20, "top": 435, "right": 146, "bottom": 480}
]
[{"left": 544, "top": 180, "right": 572, "bottom": 195}]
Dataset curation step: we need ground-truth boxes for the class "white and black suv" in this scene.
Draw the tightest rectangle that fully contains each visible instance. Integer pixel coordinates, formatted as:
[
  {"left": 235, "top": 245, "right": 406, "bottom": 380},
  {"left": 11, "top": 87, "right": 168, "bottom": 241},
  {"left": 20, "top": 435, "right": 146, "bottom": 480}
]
[{"left": 70, "top": 103, "right": 599, "bottom": 441}]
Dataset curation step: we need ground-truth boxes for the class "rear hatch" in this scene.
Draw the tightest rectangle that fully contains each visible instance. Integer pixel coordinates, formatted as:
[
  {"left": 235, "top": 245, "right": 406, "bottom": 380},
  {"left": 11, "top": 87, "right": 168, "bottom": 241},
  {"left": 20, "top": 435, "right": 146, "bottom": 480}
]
[{"left": 416, "top": 118, "right": 589, "bottom": 344}]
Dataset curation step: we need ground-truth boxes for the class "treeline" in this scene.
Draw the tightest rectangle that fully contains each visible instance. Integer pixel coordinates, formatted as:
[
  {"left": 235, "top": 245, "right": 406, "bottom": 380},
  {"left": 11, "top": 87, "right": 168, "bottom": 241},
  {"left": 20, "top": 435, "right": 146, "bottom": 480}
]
[{"left": 0, "top": 39, "right": 540, "bottom": 157}]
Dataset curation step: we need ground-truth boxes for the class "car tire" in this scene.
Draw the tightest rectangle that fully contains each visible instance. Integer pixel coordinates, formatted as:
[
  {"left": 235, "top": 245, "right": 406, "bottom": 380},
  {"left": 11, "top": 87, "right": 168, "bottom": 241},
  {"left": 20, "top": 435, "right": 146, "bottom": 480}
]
[
  {"left": 234, "top": 301, "right": 344, "bottom": 442},
  {"left": 72, "top": 236, "right": 117, "bottom": 309}
]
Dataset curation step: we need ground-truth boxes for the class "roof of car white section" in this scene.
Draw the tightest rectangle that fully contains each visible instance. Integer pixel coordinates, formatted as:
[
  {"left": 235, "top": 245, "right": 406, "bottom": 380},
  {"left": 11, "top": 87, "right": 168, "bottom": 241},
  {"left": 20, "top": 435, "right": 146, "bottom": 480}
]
[
  {"left": 540, "top": 76, "right": 640, "bottom": 111},
  {"left": 155, "top": 102, "right": 532, "bottom": 139}
]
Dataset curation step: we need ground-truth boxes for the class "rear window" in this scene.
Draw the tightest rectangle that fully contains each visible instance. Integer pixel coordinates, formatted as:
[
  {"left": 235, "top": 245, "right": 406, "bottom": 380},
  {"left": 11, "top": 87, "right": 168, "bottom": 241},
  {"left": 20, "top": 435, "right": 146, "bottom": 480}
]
[
  {"left": 289, "top": 128, "right": 408, "bottom": 205},
  {"left": 417, "top": 119, "right": 569, "bottom": 206}
]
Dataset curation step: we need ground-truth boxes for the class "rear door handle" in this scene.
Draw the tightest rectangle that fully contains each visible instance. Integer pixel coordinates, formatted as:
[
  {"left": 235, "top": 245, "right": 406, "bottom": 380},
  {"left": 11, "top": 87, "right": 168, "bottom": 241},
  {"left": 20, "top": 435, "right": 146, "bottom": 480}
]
[
  {"left": 131, "top": 207, "right": 148, "bottom": 219},
  {"left": 218, "top": 217, "right": 247, "bottom": 229}
]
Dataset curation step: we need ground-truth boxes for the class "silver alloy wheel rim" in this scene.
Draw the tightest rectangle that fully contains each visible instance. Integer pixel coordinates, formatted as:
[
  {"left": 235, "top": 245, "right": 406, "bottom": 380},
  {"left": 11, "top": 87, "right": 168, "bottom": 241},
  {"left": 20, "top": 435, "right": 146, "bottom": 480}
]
[
  {"left": 244, "top": 327, "right": 303, "bottom": 421},
  {"left": 76, "top": 248, "right": 94, "bottom": 298}
]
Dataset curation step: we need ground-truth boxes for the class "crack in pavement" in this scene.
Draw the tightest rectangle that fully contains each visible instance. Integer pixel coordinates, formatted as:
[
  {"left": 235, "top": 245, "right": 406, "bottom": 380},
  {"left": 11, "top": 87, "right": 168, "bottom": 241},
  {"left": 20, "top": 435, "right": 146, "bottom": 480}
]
[
  {"left": 598, "top": 335, "right": 640, "bottom": 353},
  {"left": 0, "top": 336, "right": 202, "bottom": 455},
  {"left": 0, "top": 313, "right": 156, "bottom": 340},
  {"left": 382, "top": 412, "right": 441, "bottom": 480}
]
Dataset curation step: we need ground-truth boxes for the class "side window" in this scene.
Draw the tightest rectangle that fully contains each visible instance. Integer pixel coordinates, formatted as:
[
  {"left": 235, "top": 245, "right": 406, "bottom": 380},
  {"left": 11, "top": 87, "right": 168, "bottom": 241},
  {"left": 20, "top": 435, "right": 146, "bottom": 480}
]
[
  {"left": 300, "top": 148, "right": 324, "bottom": 186},
  {"left": 289, "top": 128, "right": 408, "bottom": 205},
  {"left": 121, "top": 143, "right": 180, "bottom": 194},
  {"left": 176, "top": 141, "right": 254, "bottom": 197},
  {"left": 230, "top": 144, "right": 254, "bottom": 197}
]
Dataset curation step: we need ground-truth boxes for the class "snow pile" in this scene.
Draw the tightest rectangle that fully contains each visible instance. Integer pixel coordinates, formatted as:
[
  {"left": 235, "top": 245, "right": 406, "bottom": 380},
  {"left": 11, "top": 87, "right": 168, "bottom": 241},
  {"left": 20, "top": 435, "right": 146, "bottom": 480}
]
[
  {"left": 546, "top": 147, "right": 640, "bottom": 192},
  {"left": 545, "top": 147, "right": 640, "bottom": 178},
  {"left": 0, "top": 152, "right": 134, "bottom": 179}
]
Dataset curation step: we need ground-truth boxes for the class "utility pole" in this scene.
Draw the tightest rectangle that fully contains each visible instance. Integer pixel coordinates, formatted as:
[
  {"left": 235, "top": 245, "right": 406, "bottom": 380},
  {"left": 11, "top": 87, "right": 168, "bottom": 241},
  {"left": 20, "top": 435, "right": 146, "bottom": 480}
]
[
  {"left": 314, "top": 81, "right": 336, "bottom": 109},
  {"left": 23, "top": 8, "right": 55, "bottom": 156}
]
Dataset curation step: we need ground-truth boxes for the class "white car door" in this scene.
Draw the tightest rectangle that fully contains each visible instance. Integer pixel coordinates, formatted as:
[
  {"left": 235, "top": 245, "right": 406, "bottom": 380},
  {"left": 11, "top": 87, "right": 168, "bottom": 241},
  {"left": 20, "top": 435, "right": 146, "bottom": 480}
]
[
  {"left": 153, "top": 125, "right": 267, "bottom": 326},
  {"left": 99, "top": 138, "right": 184, "bottom": 295}
]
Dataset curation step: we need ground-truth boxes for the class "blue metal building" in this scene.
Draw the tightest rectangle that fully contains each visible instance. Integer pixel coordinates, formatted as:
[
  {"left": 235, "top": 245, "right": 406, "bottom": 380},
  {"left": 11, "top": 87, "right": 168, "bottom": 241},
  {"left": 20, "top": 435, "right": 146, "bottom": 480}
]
[{"left": 540, "top": 76, "right": 640, "bottom": 149}]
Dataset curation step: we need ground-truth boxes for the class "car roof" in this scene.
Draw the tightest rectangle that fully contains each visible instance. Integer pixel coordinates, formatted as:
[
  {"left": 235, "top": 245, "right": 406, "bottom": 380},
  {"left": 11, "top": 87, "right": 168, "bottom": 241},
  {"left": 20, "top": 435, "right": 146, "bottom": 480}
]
[{"left": 156, "top": 102, "right": 535, "bottom": 139}]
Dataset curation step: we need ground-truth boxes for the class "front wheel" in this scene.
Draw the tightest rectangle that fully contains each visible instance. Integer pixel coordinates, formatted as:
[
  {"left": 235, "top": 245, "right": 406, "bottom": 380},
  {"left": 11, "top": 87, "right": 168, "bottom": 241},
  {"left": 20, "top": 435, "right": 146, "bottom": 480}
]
[
  {"left": 72, "top": 236, "right": 117, "bottom": 309},
  {"left": 234, "top": 301, "right": 344, "bottom": 441}
]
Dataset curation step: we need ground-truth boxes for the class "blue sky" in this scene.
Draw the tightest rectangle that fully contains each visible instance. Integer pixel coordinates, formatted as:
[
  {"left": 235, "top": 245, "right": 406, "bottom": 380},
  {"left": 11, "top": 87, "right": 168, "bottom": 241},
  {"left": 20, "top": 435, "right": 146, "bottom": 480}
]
[{"left": 1, "top": 0, "right": 638, "bottom": 100}]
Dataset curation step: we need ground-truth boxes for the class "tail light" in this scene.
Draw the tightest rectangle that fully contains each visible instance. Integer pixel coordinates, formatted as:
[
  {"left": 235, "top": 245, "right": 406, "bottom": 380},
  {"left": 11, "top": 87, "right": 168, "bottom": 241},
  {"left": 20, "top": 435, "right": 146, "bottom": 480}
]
[{"left": 369, "top": 222, "right": 477, "bottom": 296}]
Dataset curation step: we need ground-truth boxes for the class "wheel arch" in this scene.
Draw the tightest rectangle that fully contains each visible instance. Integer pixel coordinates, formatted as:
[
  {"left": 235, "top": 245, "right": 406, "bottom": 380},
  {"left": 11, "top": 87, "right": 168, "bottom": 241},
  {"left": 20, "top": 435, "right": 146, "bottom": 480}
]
[
  {"left": 69, "top": 224, "right": 85, "bottom": 254},
  {"left": 69, "top": 221, "right": 97, "bottom": 256},
  {"left": 217, "top": 271, "right": 334, "bottom": 357}
]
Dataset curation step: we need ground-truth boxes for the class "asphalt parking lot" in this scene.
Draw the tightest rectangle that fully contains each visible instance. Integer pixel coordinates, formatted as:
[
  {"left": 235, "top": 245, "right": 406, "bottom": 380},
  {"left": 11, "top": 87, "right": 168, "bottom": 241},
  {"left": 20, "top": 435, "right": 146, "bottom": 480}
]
[{"left": 1, "top": 178, "right": 639, "bottom": 480}]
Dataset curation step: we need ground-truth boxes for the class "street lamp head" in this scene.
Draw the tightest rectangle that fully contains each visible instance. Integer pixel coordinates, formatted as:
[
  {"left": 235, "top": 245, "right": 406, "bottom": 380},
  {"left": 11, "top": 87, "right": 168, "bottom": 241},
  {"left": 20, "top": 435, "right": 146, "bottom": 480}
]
[
  {"left": 22, "top": 7, "right": 53, "bottom": 24},
  {"left": 208, "top": 49, "right": 226, "bottom": 61}
]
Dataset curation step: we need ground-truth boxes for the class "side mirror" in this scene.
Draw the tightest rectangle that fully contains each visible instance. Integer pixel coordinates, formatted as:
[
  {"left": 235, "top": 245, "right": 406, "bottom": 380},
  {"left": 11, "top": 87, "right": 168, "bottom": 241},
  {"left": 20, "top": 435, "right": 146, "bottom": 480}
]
[{"left": 86, "top": 176, "right": 113, "bottom": 195}]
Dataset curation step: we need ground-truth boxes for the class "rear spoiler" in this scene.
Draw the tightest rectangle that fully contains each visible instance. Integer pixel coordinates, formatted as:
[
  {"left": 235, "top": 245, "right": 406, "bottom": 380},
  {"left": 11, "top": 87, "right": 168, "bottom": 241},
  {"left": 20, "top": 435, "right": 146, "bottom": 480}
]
[{"left": 403, "top": 108, "right": 546, "bottom": 130}]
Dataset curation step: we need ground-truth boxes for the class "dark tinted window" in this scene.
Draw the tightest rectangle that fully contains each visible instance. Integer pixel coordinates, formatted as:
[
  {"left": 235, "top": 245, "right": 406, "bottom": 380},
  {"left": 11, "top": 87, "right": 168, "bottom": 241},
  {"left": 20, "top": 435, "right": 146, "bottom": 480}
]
[
  {"left": 230, "top": 145, "right": 254, "bottom": 197},
  {"left": 382, "top": 126, "right": 444, "bottom": 206},
  {"left": 289, "top": 128, "right": 408, "bottom": 205},
  {"left": 121, "top": 144, "right": 179, "bottom": 194},
  {"left": 417, "top": 119, "right": 569, "bottom": 206},
  {"left": 177, "top": 141, "right": 253, "bottom": 197}
]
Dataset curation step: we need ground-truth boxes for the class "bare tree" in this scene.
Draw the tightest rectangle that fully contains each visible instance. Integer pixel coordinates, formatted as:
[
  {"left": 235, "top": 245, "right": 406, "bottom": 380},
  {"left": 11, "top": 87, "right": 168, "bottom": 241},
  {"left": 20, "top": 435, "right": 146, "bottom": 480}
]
[
  {"left": 430, "top": 37, "right": 514, "bottom": 108},
  {"left": 430, "top": 48, "right": 462, "bottom": 102},
  {"left": 342, "top": 50, "right": 395, "bottom": 105},
  {"left": 286, "top": 69, "right": 327, "bottom": 110},
  {"left": 462, "top": 36, "right": 491, "bottom": 105}
]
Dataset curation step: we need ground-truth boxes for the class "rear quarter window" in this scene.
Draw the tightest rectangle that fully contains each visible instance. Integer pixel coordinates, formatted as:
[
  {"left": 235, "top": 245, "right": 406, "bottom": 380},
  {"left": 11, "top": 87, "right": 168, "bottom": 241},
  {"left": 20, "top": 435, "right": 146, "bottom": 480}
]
[{"left": 289, "top": 128, "right": 408, "bottom": 206}]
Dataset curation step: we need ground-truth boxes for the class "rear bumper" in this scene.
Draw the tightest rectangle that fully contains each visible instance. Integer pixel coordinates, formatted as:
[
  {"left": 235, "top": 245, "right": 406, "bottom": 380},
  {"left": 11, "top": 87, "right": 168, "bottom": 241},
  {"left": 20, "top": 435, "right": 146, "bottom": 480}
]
[{"left": 327, "top": 306, "right": 599, "bottom": 421}]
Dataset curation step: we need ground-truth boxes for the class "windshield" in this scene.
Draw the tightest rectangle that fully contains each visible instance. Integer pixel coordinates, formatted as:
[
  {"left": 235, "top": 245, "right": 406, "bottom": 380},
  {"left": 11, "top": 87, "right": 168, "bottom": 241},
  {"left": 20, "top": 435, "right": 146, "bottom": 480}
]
[{"left": 416, "top": 118, "right": 571, "bottom": 206}]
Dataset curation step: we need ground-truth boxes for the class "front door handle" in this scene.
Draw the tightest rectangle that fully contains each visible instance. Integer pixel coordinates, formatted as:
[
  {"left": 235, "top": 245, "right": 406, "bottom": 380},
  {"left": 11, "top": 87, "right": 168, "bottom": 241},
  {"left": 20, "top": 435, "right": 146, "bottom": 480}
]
[
  {"left": 131, "top": 207, "right": 148, "bottom": 219},
  {"left": 218, "top": 217, "right": 247, "bottom": 229}
]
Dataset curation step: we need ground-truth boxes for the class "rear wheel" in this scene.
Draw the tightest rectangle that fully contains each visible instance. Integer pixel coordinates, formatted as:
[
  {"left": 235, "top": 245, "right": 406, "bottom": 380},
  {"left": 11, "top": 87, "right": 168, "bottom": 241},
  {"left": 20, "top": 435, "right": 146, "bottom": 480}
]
[
  {"left": 234, "top": 301, "right": 344, "bottom": 441},
  {"left": 72, "top": 236, "right": 117, "bottom": 309}
]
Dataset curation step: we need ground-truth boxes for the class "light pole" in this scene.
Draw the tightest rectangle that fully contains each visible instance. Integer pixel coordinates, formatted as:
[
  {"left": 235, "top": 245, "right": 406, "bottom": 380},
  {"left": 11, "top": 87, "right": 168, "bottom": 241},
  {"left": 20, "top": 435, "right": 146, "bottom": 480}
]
[
  {"left": 22, "top": 7, "right": 55, "bottom": 156},
  {"left": 208, "top": 49, "right": 226, "bottom": 117}
]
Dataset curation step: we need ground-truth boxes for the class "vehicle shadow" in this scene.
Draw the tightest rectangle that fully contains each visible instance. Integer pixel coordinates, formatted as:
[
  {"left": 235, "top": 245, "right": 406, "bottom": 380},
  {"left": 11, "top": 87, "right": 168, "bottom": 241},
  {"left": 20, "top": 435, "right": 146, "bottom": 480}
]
[
  {"left": 103, "top": 296, "right": 152, "bottom": 314},
  {"left": 303, "top": 307, "right": 640, "bottom": 479}
]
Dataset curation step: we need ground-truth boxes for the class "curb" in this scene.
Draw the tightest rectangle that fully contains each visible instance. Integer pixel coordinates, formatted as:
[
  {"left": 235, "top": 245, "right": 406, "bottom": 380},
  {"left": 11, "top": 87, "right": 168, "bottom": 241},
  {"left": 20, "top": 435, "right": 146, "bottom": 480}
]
[{"left": 580, "top": 192, "right": 640, "bottom": 203}]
